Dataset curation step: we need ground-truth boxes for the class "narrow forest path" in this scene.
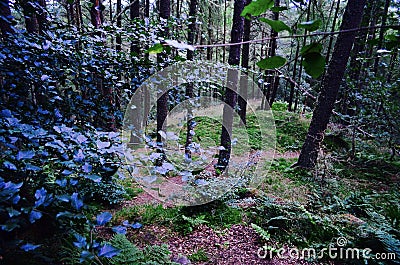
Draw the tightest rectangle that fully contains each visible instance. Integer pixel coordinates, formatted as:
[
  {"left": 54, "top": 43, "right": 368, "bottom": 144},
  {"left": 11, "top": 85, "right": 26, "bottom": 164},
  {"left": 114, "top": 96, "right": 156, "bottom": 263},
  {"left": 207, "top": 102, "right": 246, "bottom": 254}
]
[{"left": 110, "top": 150, "right": 333, "bottom": 265}]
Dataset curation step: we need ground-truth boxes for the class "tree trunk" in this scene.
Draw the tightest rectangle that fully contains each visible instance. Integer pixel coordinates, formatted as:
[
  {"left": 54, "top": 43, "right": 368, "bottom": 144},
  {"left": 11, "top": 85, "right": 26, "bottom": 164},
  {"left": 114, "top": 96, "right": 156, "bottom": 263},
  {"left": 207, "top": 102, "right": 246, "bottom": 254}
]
[
  {"left": 0, "top": 0, "right": 14, "bottom": 37},
  {"left": 288, "top": 38, "right": 300, "bottom": 111},
  {"left": 294, "top": 0, "right": 311, "bottom": 112},
  {"left": 267, "top": 0, "right": 280, "bottom": 107},
  {"left": 222, "top": 0, "right": 227, "bottom": 63},
  {"left": 90, "top": 0, "right": 104, "bottom": 29},
  {"left": 116, "top": 0, "right": 122, "bottom": 51},
  {"left": 156, "top": 0, "right": 170, "bottom": 146},
  {"left": 295, "top": 0, "right": 366, "bottom": 169},
  {"left": 36, "top": 0, "right": 47, "bottom": 34},
  {"left": 22, "top": 0, "right": 39, "bottom": 34},
  {"left": 130, "top": 0, "right": 140, "bottom": 55},
  {"left": 238, "top": 0, "right": 251, "bottom": 125},
  {"left": 324, "top": 0, "right": 340, "bottom": 65},
  {"left": 217, "top": 0, "right": 245, "bottom": 170},
  {"left": 373, "top": 0, "right": 390, "bottom": 74},
  {"left": 184, "top": 0, "right": 197, "bottom": 158},
  {"left": 207, "top": 5, "right": 213, "bottom": 61}
]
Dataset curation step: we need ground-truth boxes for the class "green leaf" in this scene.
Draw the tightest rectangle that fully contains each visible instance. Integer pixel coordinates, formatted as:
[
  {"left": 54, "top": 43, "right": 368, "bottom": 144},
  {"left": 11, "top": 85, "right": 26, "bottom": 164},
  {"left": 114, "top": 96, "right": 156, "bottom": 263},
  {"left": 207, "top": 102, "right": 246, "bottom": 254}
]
[
  {"left": 302, "top": 53, "right": 326, "bottom": 79},
  {"left": 259, "top": 18, "right": 291, "bottom": 33},
  {"left": 298, "top": 19, "right": 322, "bottom": 32},
  {"left": 300, "top": 43, "right": 323, "bottom": 56},
  {"left": 145, "top": 43, "right": 164, "bottom": 54},
  {"left": 257, "top": 56, "right": 287, "bottom": 69},
  {"left": 270, "top": 6, "right": 288, "bottom": 12},
  {"left": 241, "top": 0, "right": 274, "bottom": 19}
]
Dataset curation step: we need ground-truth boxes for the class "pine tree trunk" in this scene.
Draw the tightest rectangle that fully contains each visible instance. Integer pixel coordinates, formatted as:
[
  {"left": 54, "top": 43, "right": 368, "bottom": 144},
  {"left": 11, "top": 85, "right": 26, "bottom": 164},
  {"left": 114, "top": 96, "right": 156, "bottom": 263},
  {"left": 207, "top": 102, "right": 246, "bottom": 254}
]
[
  {"left": 22, "top": 0, "right": 39, "bottom": 34},
  {"left": 156, "top": 0, "right": 170, "bottom": 146},
  {"left": 373, "top": 0, "right": 390, "bottom": 74},
  {"left": 116, "top": 0, "right": 122, "bottom": 51},
  {"left": 218, "top": 0, "right": 245, "bottom": 170},
  {"left": 295, "top": 0, "right": 366, "bottom": 169},
  {"left": 184, "top": 0, "right": 197, "bottom": 158},
  {"left": 288, "top": 38, "right": 300, "bottom": 111},
  {"left": 0, "top": 0, "right": 14, "bottom": 37},
  {"left": 267, "top": 0, "right": 280, "bottom": 107},
  {"left": 238, "top": 0, "right": 251, "bottom": 125}
]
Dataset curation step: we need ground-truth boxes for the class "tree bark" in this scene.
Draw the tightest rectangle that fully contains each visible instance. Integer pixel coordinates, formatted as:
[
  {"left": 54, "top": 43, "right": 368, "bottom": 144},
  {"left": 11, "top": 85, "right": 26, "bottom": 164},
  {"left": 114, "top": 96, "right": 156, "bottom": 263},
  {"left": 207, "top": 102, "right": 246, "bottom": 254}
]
[
  {"left": 184, "top": 0, "right": 197, "bottom": 158},
  {"left": 218, "top": 0, "right": 245, "bottom": 170},
  {"left": 238, "top": 0, "right": 251, "bottom": 125},
  {"left": 373, "top": 0, "right": 390, "bottom": 74},
  {"left": 267, "top": 0, "right": 280, "bottom": 107},
  {"left": 0, "top": 0, "right": 14, "bottom": 37},
  {"left": 22, "top": 0, "right": 39, "bottom": 34},
  {"left": 295, "top": 0, "right": 366, "bottom": 169},
  {"left": 116, "top": 0, "right": 122, "bottom": 51},
  {"left": 156, "top": 0, "right": 170, "bottom": 146},
  {"left": 90, "top": 0, "right": 104, "bottom": 29}
]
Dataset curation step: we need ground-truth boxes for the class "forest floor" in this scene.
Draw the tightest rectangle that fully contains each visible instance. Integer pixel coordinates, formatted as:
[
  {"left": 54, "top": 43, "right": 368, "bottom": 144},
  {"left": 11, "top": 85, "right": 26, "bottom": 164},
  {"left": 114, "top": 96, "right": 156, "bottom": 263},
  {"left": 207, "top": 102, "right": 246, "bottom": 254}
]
[{"left": 102, "top": 109, "right": 400, "bottom": 265}]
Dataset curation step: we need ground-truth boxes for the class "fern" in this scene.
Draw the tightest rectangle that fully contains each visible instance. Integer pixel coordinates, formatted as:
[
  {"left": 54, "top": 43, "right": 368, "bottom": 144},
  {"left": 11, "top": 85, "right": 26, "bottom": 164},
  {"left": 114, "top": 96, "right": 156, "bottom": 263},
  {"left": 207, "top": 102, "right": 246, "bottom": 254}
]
[
  {"left": 108, "top": 234, "right": 144, "bottom": 265},
  {"left": 107, "top": 235, "right": 178, "bottom": 265},
  {"left": 143, "top": 244, "right": 178, "bottom": 265},
  {"left": 251, "top": 223, "right": 271, "bottom": 242},
  {"left": 182, "top": 214, "right": 209, "bottom": 227}
]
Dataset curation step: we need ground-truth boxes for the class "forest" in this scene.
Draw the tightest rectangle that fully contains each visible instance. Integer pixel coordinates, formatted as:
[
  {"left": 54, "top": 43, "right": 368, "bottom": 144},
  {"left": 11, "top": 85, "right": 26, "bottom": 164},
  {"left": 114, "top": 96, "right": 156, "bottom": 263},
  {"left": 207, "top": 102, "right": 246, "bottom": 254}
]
[{"left": 0, "top": 0, "right": 399, "bottom": 264}]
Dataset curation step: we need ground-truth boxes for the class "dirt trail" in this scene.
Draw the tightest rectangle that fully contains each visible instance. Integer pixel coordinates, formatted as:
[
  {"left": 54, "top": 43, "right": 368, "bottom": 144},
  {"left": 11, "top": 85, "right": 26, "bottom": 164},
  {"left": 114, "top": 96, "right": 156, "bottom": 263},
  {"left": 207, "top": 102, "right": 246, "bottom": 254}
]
[{"left": 115, "top": 151, "right": 331, "bottom": 265}]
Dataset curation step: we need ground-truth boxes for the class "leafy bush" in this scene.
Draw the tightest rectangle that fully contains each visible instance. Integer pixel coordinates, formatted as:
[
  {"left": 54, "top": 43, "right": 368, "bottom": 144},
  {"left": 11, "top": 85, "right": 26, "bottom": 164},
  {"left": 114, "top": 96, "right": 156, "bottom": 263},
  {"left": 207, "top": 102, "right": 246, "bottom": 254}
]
[{"left": 271, "top": 101, "right": 289, "bottom": 112}]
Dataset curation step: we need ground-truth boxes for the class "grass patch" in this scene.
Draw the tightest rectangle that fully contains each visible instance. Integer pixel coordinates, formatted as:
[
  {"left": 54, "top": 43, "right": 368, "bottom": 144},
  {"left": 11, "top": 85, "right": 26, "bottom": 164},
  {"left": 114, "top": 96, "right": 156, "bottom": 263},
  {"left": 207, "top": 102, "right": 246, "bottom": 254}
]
[{"left": 273, "top": 111, "right": 309, "bottom": 152}]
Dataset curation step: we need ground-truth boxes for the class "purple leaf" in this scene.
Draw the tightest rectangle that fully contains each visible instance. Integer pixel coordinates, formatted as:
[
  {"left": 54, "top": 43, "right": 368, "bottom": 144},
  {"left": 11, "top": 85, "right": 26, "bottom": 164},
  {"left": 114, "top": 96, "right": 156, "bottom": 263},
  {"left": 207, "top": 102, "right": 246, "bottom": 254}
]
[
  {"left": 21, "top": 243, "right": 41, "bottom": 252},
  {"left": 55, "top": 179, "right": 67, "bottom": 187},
  {"left": 29, "top": 210, "right": 42, "bottom": 223},
  {"left": 69, "top": 179, "right": 78, "bottom": 186},
  {"left": 84, "top": 174, "right": 101, "bottom": 183},
  {"left": 71, "top": 192, "right": 83, "bottom": 210},
  {"left": 73, "top": 234, "right": 87, "bottom": 249},
  {"left": 96, "top": 212, "right": 112, "bottom": 226},
  {"left": 80, "top": 251, "right": 94, "bottom": 262},
  {"left": 26, "top": 164, "right": 41, "bottom": 171},
  {"left": 82, "top": 163, "right": 92, "bottom": 173},
  {"left": 61, "top": 169, "right": 73, "bottom": 176},
  {"left": 12, "top": 195, "right": 20, "bottom": 204},
  {"left": 130, "top": 222, "right": 143, "bottom": 229},
  {"left": 34, "top": 188, "right": 47, "bottom": 207},
  {"left": 73, "top": 149, "right": 85, "bottom": 162},
  {"left": 96, "top": 140, "right": 110, "bottom": 149},
  {"left": 3, "top": 161, "right": 17, "bottom": 170},
  {"left": 75, "top": 135, "right": 87, "bottom": 144},
  {"left": 98, "top": 244, "right": 120, "bottom": 258},
  {"left": 112, "top": 226, "right": 127, "bottom": 234},
  {"left": 16, "top": 150, "right": 35, "bottom": 160}
]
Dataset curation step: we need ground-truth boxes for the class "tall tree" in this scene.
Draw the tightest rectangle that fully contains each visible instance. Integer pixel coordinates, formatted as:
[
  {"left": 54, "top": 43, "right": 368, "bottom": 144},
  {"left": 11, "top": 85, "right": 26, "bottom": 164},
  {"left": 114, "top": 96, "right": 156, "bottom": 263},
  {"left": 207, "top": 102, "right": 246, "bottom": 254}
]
[
  {"left": 0, "top": 0, "right": 14, "bottom": 37},
  {"left": 217, "top": 0, "right": 246, "bottom": 170},
  {"left": 21, "top": 0, "right": 39, "bottom": 34},
  {"left": 130, "top": 0, "right": 140, "bottom": 54},
  {"left": 90, "top": 0, "right": 104, "bottom": 29},
  {"left": 238, "top": 0, "right": 252, "bottom": 124},
  {"left": 267, "top": 0, "right": 281, "bottom": 107},
  {"left": 184, "top": 0, "right": 198, "bottom": 158},
  {"left": 156, "top": 0, "right": 170, "bottom": 147},
  {"left": 295, "top": 0, "right": 367, "bottom": 168},
  {"left": 373, "top": 0, "right": 391, "bottom": 74}
]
